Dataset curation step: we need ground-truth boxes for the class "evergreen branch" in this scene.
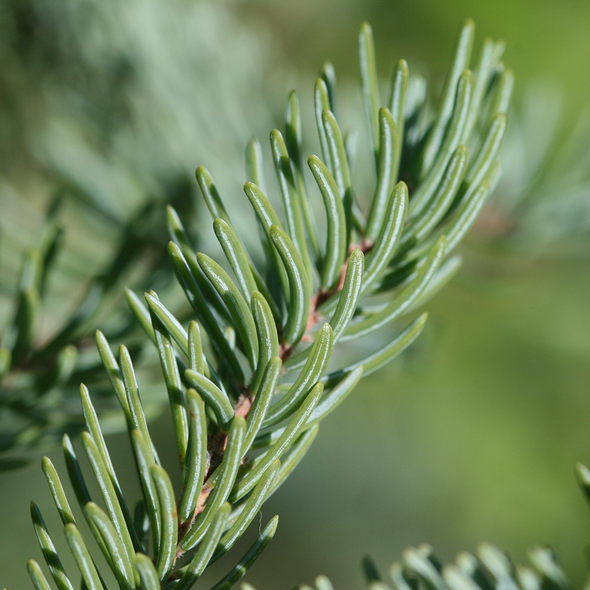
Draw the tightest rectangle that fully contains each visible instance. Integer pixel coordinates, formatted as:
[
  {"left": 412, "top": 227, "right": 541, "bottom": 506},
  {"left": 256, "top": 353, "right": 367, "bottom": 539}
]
[
  {"left": 27, "top": 19, "right": 508, "bottom": 589},
  {"left": 254, "top": 458, "right": 590, "bottom": 590},
  {"left": 273, "top": 540, "right": 574, "bottom": 590}
]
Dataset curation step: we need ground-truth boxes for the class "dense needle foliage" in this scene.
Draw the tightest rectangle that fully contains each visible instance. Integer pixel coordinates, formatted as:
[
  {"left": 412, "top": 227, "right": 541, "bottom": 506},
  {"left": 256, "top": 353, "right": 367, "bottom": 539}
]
[{"left": 21, "top": 17, "right": 518, "bottom": 590}]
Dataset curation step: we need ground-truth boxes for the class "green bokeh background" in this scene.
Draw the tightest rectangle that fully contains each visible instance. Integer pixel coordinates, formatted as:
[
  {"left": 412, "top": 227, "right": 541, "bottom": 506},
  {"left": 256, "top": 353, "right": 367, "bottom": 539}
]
[{"left": 2, "top": 0, "right": 590, "bottom": 588}]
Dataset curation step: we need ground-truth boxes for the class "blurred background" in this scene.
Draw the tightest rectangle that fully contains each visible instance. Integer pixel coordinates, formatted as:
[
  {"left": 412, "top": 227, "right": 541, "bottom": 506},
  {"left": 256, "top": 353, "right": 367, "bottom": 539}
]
[{"left": 2, "top": 0, "right": 590, "bottom": 588}]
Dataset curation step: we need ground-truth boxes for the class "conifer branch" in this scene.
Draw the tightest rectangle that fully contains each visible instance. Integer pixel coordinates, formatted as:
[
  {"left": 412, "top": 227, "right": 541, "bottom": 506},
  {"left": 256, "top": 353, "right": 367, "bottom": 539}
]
[{"left": 26, "top": 19, "right": 509, "bottom": 589}]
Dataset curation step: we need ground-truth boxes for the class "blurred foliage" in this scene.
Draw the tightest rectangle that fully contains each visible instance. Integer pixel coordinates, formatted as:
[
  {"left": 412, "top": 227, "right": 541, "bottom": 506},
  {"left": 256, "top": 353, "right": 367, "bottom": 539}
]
[
  {"left": 245, "top": 540, "right": 585, "bottom": 590},
  {"left": 0, "top": 0, "right": 279, "bottom": 465},
  {"left": 479, "top": 86, "right": 590, "bottom": 256}
]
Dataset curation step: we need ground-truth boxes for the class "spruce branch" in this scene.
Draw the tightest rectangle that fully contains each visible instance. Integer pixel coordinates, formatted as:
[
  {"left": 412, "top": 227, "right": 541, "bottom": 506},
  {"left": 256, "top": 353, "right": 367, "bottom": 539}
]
[
  {"left": 27, "top": 19, "right": 509, "bottom": 589},
  {"left": 269, "top": 538, "right": 576, "bottom": 590}
]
